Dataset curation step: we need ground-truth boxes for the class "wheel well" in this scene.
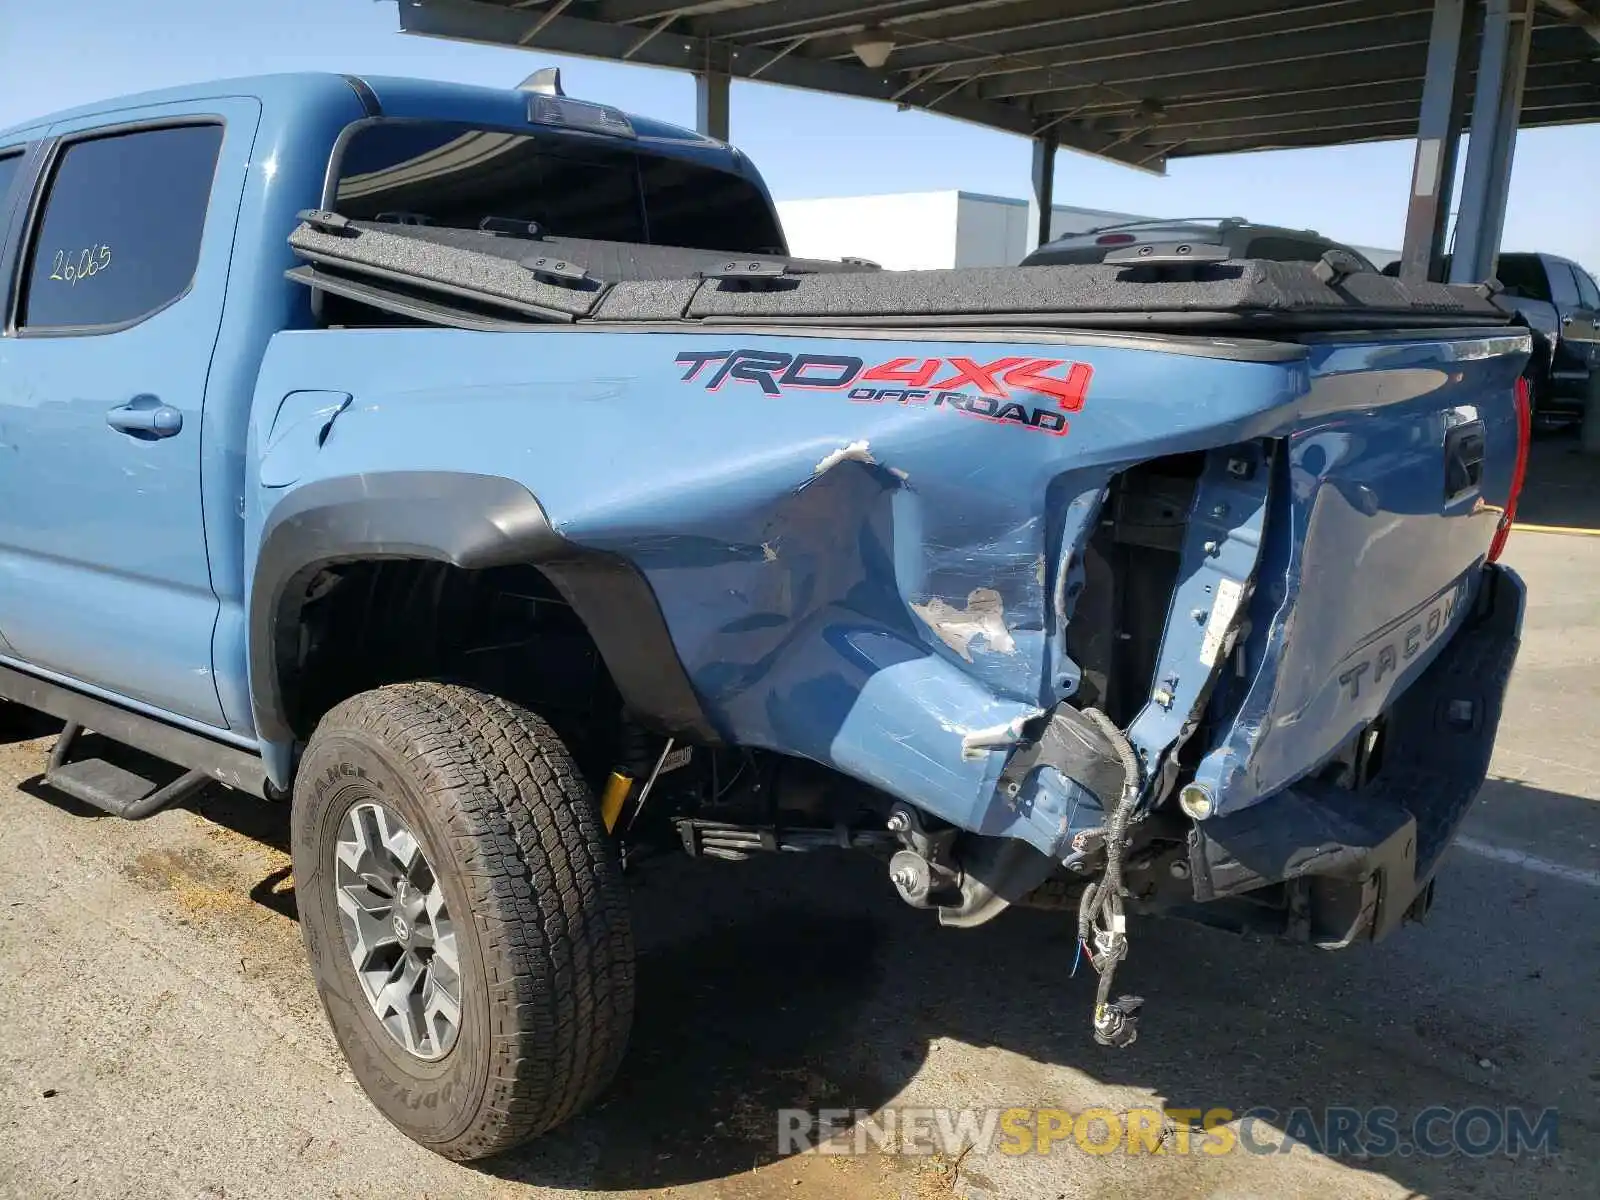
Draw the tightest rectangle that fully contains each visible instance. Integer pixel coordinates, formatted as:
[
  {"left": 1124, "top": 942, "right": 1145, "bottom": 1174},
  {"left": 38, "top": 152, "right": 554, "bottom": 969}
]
[{"left": 277, "top": 558, "right": 624, "bottom": 772}]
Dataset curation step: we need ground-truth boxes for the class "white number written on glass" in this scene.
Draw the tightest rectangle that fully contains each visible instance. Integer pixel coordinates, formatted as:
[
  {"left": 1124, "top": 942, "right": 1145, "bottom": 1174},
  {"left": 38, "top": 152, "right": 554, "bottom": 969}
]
[{"left": 48, "top": 244, "right": 113, "bottom": 285}]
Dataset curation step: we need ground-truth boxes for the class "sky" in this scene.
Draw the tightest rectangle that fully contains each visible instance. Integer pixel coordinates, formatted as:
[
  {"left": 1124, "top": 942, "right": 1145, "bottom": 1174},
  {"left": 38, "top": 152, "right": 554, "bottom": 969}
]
[{"left": 2, "top": 0, "right": 1597, "bottom": 271}]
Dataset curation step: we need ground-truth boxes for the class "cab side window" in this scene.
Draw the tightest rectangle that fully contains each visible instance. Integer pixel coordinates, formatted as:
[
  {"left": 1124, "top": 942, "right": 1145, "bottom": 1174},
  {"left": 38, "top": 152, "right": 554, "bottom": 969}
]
[
  {"left": 1548, "top": 262, "right": 1582, "bottom": 306},
  {"left": 19, "top": 124, "right": 223, "bottom": 331},
  {"left": 0, "top": 153, "right": 25, "bottom": 216},
  {"left": 1575, "top": 268, "right": 1600, "bottom": 311}
]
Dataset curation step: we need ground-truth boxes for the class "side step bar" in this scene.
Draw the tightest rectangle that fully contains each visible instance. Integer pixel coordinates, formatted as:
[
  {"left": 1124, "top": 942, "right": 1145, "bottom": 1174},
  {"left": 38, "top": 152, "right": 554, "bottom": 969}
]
[
  {"left": 0, "top": 662, "right": 267, "bottom": 802},
  {"left": 45, "top": 721, "right": 213, "bottom": 819}
]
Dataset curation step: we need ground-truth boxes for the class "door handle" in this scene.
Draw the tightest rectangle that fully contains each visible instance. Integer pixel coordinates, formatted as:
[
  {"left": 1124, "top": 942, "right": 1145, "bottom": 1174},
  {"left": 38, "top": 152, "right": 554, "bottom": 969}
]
[{"left": 106, "top": 396, "right": 183, "bottom": 440}]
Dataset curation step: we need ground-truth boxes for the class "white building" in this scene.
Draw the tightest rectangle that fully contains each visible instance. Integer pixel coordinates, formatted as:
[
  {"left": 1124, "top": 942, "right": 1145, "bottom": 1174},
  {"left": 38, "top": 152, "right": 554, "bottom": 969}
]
[{"left": 775, "top": 190, "right": 1398, "bottom": 271}]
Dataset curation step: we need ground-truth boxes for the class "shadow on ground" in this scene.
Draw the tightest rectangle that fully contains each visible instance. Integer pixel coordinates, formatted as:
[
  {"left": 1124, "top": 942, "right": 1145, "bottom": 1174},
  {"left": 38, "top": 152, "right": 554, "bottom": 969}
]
[
  {"left": 1518, "top": 429, "right": 1600, "bottom": 532},
  {"left": 31, "top": 767, "right": 1600, "bottom": 1198},
  {"left": 0, "top": 708, "right": 65, "bottom": 746}
]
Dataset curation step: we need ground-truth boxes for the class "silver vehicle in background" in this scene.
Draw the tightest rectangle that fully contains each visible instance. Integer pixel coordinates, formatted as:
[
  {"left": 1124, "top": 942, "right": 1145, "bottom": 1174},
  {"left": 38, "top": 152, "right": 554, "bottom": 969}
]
[{"left": 1023, "top": 217, "right": 1379, "bottom": 269}]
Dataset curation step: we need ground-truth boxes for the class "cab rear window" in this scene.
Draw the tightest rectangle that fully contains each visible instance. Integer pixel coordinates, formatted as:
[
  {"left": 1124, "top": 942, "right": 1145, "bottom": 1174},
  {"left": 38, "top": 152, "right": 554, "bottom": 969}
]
[
  {"left": 332, "top": 120, "right": 785, "bottom": 255},
  {"left": 1492, "top": 255, "right": 1553, "bottom": 302}
]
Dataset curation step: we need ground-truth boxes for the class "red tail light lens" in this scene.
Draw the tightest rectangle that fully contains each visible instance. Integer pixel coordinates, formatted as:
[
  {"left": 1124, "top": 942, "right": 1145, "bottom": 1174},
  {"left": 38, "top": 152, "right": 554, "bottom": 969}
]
[{"left": 1487, "top": 375, "right": 1531, "bottom": 563}]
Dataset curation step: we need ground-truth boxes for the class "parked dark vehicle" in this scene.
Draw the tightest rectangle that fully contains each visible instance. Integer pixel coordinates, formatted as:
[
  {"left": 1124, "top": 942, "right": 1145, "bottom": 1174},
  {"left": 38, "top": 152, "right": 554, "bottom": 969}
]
[{"left": 1384, "top": 252, "right": 1600, "bottom": 423}]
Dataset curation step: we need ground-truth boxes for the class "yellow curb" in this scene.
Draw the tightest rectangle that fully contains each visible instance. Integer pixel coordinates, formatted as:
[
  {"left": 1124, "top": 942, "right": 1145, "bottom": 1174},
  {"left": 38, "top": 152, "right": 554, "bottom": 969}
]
[{"left": 1513, "top": 523, "right": 1600, "bottom": 537}]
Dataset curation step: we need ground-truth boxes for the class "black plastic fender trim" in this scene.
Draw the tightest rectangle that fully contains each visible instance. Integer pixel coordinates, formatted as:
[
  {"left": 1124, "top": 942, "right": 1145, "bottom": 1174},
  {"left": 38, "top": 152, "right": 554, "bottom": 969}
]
[{"left": 249, "top": 471, "right": 719, "bottom": 747}]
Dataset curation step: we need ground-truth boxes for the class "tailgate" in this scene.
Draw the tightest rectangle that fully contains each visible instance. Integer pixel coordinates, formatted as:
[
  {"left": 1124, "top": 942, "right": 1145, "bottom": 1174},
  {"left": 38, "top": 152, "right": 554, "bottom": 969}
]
[{"left": 1175, "top": 331, "right": 1530, "bottom": 818}]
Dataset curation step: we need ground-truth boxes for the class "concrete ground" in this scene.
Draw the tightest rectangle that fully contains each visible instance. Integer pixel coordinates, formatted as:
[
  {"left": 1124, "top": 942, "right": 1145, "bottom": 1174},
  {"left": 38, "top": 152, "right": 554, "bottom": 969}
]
[
  {"left": 1517, "top": 431, "right": 1600, "bottom": 533},
  {"left": 1, "top": 532, "right": 1597, "bottom": 1200}
]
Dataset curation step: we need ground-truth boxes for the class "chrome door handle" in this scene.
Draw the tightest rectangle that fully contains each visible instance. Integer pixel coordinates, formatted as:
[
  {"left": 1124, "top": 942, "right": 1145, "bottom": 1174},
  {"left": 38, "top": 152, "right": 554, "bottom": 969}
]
[{"left": 106, "top": 396, "right": 183, "bottom": 440}]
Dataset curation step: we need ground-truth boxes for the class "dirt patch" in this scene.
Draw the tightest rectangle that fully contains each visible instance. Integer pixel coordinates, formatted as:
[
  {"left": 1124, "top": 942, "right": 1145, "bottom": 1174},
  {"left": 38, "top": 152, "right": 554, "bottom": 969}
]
[
  {"left": 120, "top": 830, "right": 319, "bottom": 1028},
  {"left": 125, "top": 845, "right": 261, "bottom": 920},
  {"left": 702, "top": 1151, "right": 921, "bottom": 1200}
]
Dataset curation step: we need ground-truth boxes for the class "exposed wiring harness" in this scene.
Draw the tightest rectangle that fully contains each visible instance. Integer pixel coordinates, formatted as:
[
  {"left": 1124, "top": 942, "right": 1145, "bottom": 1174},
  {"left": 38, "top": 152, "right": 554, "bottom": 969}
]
[{"left": 1074, "top": 708, "right": 1146, "bottom": 1048}]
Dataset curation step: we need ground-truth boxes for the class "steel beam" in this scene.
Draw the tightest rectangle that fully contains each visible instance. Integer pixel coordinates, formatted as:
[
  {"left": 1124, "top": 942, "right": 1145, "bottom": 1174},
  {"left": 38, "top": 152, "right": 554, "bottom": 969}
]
[
  {"left": 1055, "top": 54, "right": 1594, "bottom": 124},
  {"left": 397, "top": 0, "right": 1169, "bottom": 172},
  {"left": 1031, "top": 49, "right": 1422, "bottom": 117},
  {"left": 976, "top": 9, "right": 1439, "bottom": 100},
  {"left": 723, "top": 0, "right": 1295, "bottom": 50},
  {"left": 972, "top": 12, "right": 1440, "bottom": 101},
  {"left": 833, "top": 0, "right": 1424, "bottom": 73},
  {"left": 1026, "top": 30, "right": 1575, "bottom": 111},
  {"left": 746, "top": 33, "right": 808, "bottom": 78},
  {"left": 624, "top": 13, "right": 678, "bottom": 58},
  {"left": 517, "top": 0, "right": 574, "bottom": 44},
  {"left": 1424, "top": 0, "right": 1483, "bottom": 278},
  {"left": 397, "top": 0, "right": 1600, "bottom": 171},
  {"left": 1399, "top": 0, "right": 1469, "bottom": 282},
  {"left": 1160, "top": 87, "right": 1600, "bottom": 148},
  {"left": 1029, "top": 134, "right": 1057, "bottom": 250},
  {"left": 1538, "top": 0, "right": 1600, "bottom": 43},
  {"left": 683, "top": 0, "right": 1059, "bottom": 42},
  {"left": 1451, "top": 0, "right": 1536, "bottom": 283},
  {"left": 696, "top": 63, "right": 731, "bottom": 140},
  {"left": 598, "top": 1, "right": 758, "bottom": 22},
  {"left": 1171, "top": 105, "right": 1580, "bottom": 154},
  {"left": 1116, "top": 108, "right": 1422, "bottom": 144}
]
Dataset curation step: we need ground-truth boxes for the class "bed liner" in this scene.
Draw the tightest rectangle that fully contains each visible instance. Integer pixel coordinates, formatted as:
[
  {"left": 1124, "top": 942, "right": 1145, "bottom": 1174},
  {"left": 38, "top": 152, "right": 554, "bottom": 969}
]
[{"left": 287, "top": 213, "right": 1515, "bottom": 333}]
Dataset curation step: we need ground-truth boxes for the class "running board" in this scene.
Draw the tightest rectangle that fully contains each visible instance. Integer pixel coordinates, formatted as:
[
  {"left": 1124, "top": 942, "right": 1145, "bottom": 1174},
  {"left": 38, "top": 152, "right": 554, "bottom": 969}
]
[
  {"left": 45, "top": 721, "right": 212, "bottom": 819},
  {"left": 0, "top": 661, "right": 266, "bottom": 798}
]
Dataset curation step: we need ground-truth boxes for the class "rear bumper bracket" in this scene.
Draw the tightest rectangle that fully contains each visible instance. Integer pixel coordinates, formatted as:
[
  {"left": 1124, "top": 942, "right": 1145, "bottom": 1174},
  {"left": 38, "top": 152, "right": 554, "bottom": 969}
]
[{"left": 1185, "top": 563, "right": 1525, "bottom": 944}]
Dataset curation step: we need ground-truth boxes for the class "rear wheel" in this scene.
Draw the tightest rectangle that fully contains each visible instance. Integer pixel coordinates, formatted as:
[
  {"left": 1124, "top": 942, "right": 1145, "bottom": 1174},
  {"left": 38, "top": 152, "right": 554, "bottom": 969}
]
[
  {"left": 1527, "top": 370, "right": 1558, "bottom": 434},
  {"left": 1524, "top": 366, "right": 1575, "bottom": 435},
  {"left": 291, "top": 681, "right": 635, "bottom": 1160}
]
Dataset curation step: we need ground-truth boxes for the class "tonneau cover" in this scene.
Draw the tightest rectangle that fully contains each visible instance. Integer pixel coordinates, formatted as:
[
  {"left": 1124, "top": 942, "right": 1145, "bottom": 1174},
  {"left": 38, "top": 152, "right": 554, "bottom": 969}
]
[{"left": 288, "top": 214, "right": 1514, "bottom": 332}]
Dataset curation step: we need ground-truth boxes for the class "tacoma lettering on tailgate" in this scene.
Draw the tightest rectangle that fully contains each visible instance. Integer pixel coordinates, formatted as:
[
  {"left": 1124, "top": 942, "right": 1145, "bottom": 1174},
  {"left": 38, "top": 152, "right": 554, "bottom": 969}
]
[{"left": 1336, "top": 576, "right": 1472, "bottom": 703}]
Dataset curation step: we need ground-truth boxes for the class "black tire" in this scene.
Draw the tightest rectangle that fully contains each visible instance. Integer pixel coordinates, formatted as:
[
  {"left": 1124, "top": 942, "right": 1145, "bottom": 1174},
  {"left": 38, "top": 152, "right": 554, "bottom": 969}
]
[
  {"left": 1526, "top": 368, "right": 1551, "bottom": 429},
  {"left": 291, "top": 681, "right": 635, "bottom": 1161}
]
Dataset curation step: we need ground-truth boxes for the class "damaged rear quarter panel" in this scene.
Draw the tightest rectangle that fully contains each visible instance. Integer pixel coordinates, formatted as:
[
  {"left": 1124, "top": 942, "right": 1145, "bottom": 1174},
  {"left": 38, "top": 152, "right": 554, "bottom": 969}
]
[{"left": 247, "top": 325, "right": 1307, "bottom": 854}]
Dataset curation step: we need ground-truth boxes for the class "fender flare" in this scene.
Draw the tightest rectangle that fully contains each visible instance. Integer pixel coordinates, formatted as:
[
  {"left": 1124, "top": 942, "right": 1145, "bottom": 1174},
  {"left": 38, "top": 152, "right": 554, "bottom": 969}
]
[{"left": 249, "top": 471, "right": 719, "bottom": 746}]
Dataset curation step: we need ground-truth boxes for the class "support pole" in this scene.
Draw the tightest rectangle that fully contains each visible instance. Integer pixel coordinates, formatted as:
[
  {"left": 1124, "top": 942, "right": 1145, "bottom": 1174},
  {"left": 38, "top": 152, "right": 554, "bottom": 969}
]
[
  {"left": 1476, "top": 0, "right": 1533, "bottom": 278},
  {"left": 1030, "top": 134, "right": 1058, "bottom": 251},
  {"left": 1431, "top": 0, "right": 1485, "bottom": 277},
  {"left": 695, "top": 66, "right": 730, "bottom": 142},
  {"left": 1400, "top": 0, "right": 1467, "bottom": 283},
  {"left": 1427, "top": 37, "right": 1474, "bottom": 279},
  {"left": 1450, "top": 0, "right": 1535, "bottom": 284}
]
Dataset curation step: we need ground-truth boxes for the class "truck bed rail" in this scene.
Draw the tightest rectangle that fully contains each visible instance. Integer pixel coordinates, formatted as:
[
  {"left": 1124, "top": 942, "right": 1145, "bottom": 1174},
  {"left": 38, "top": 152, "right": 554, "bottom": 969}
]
[{"left": 287, "top": 216, "right": 1515, "bottom": 335}]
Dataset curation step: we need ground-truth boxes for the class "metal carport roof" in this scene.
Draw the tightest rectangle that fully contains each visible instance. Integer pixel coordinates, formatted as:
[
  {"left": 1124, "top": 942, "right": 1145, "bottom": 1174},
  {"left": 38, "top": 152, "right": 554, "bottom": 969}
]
[{"left": 398, "top": 0, "right": 1600, "bottom": 173}]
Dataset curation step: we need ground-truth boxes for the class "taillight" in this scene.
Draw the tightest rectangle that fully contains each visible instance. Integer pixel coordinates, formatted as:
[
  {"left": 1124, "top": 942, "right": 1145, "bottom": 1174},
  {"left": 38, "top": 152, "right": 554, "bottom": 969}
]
[
  {"left": 1095, "top": 233, "right": 1137, "bottom": 245},
  {"left": 1487, "top": 374, "right": 1531, "bottom": 563}
]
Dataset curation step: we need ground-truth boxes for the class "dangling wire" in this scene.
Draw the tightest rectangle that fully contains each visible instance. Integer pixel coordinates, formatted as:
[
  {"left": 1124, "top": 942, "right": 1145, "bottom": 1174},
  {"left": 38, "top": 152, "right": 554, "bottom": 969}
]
[{"left": 1074, "top": 708, "right": 1145, "bottom": 1047}]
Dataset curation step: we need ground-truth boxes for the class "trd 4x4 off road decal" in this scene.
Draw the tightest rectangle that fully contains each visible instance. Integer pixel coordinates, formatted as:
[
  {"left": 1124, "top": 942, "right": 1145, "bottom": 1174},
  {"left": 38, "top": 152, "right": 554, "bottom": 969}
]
[{"left": 673, "top": 350, "right": 1093, "bottom": 435}]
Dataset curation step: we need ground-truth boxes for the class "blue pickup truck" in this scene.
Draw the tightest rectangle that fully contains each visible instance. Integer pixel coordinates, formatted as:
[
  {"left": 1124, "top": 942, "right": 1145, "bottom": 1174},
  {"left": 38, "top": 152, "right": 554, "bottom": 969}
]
[{"left": 0, "top": 72, "right": 1531, "bottom": 1160}]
